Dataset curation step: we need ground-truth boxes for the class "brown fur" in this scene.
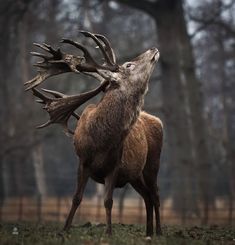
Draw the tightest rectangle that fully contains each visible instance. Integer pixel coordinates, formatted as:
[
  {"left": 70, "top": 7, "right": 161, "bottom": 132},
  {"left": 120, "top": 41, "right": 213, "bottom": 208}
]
[{"left": 63, "top": 48, "right": 163, "bottom": 236}]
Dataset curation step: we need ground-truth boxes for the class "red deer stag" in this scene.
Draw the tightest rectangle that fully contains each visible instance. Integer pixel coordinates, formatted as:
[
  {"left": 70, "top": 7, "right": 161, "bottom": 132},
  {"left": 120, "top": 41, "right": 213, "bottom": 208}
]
[{"left": 25, "top": 31, "right": 163, "bottom": 236}]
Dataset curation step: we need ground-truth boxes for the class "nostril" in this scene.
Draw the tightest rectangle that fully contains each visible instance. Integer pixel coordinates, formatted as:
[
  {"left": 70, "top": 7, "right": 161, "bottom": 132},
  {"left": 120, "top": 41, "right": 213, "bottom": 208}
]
[{"left": 150, "top": 47, "right": 157, "bottom": 51}]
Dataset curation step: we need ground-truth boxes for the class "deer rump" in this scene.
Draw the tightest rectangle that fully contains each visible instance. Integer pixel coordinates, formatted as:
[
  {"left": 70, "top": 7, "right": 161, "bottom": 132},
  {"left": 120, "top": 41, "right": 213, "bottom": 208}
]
[{"left": 74, "top": 111, "right": 163, "bottom": 188}]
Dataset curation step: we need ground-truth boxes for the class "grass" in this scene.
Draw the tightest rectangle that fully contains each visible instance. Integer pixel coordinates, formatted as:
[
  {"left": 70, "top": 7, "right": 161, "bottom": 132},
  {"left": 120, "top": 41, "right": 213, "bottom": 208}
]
[{"left": 0, "top": 222, "right": 235, "bottom": 245}]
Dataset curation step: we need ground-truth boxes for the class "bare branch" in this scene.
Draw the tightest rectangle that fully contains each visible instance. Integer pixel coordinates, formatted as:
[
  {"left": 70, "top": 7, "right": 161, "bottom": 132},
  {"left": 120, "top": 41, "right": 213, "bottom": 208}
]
[{"left": 188, "top": 0, "right": 235, "bottom": 38}]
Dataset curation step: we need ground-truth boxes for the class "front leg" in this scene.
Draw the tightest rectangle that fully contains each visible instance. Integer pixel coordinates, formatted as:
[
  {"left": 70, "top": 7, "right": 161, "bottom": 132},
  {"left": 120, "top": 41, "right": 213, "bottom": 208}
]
[{"left": 63, "top": 161, "right": 89, "bottom": 231}]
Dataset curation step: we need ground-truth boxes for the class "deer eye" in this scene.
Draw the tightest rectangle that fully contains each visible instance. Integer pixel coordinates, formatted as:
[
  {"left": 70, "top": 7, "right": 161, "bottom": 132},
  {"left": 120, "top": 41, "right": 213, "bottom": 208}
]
[{"left": 126, "top": 63, "right": 135, "bottom": 70}]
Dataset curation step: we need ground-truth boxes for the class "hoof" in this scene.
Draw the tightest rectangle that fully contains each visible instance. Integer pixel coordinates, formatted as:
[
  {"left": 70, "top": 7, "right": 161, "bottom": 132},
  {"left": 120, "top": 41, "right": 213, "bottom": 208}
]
[
  {"left": 57, "top": 227, "right": 70, "bottom": 237},
  {"left": 145, "top": 236, "right": 152, "bottom": 242}
]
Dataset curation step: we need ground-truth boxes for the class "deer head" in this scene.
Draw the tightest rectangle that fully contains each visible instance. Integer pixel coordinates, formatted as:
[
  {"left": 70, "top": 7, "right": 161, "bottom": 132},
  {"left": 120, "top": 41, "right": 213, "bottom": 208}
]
[
  {"left": 25, "top": 31, "right": 159, "bottom": 133},
  {"left": 97, "top": 47, "right": 159, "bottom": 94}
]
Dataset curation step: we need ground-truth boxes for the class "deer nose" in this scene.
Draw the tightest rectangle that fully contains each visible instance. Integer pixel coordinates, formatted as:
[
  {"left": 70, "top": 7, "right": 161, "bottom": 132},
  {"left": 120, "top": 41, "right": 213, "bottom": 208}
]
[{"left": 150, "top": 47, "right": 159, "bottom": 53}]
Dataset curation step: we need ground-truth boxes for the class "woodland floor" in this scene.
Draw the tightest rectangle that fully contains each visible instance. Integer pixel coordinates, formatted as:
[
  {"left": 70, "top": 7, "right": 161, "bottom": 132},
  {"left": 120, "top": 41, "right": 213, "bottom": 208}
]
[{"left": 0, "top": 222, "right": 235, "bottom": 245}]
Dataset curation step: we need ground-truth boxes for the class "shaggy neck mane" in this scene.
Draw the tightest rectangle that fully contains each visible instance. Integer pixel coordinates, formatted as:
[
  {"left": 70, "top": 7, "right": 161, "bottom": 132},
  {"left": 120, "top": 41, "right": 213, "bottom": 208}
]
[{"left": 88, "top": 84, "right": 146, "bottom": 145}]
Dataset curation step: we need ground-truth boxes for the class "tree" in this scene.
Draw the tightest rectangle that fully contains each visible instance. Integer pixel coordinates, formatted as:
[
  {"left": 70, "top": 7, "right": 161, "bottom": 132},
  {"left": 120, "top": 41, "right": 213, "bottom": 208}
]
[
  {"left": 0, "top": 0, "right": 36, "bottom": 209},
  {"left": 188, "top": 0, "right": 235, "bottom": 224}
]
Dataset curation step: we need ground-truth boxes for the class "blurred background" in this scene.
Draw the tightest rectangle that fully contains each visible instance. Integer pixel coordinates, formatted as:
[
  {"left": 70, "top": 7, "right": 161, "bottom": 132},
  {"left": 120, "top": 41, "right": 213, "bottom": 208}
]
[{"left": 0, "top": 0, "right": 234, "bottom": 226}]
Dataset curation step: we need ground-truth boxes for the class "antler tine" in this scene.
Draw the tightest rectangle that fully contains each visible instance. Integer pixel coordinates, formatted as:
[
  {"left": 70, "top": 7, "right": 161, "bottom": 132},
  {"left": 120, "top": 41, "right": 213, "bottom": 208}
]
[
  {"left": 41, "top": 88, "right": 67, "bottom": 98},
  {"left": 34, "top": 42, "right": 63, "bottom": 59},
  {"left": 32, "top": 88, "right": 52, "bottom": 102},
  {"left": 79, "top": 30, "right": 114, "bottom": 67},
  {"left": 95, "top": 34, "right": 117, "bottom": 64},
  {"left": 30, "top": 51, "right": 51, "bottom": 60},
  {"left": 25, "top": 73, "right": 49, "bottom": 91},
  {"left": 33, "top": 43, "right": 50, "bottom": 52},
  {"left": 36, "top": 120, "right": 52, "bottom": 129},
  {"left": 35, "top": 99, "right": 45, "bottom": 104}
]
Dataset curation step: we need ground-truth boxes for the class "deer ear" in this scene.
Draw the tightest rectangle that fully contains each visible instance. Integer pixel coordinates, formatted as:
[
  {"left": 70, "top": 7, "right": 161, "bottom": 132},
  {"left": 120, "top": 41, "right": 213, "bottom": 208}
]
[{"left": 97, "top": 69, "right": 119, "bottom": 83}]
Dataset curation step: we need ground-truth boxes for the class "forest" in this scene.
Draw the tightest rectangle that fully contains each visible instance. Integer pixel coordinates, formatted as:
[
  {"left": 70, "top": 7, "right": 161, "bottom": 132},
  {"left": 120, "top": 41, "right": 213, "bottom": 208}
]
[{"left": 0, "top": 0, "right": 235, "bottom": 227}]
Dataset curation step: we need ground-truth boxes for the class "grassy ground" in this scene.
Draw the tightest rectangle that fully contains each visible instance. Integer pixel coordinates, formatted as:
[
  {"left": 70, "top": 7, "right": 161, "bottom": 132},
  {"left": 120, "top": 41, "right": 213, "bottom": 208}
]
[{"left": 0, "top": 222, "right": 235, "bottom": 245}]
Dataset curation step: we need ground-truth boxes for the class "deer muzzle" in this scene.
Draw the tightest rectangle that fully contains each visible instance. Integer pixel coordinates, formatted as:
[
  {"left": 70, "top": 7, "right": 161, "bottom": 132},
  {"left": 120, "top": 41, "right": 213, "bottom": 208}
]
[{"left": 149, "top": 47, "right": 160, "bottom": 63}]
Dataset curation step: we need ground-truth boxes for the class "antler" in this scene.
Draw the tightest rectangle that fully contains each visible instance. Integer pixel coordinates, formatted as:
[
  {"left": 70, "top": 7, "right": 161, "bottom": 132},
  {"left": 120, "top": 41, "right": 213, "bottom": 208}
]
[
  {"left": 94, "top": 33, "right": 117, "bottom": 64},
  {"left": 24, "top": 43, "right": 84, "bottom": 90},
  {"left": 25, "top": 31, "right": 118, "bottom": 90},
  {"left": 32, "top": 80, "right": 109, "bottom": 135},
  {"left": 80, "top": 31, "right": 116, "bottom": 66},
  {"left": 61, "top": 32, "right": 118, "bottom": 72},
  {"left": 26, "top": 31, "right": 118, "bottom": 134}
]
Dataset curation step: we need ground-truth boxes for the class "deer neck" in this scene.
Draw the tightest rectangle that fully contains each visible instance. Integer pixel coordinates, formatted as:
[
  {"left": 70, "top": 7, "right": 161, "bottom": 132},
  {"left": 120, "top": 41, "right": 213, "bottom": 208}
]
[{"left": 93, "top": 84, "right": 146, "bottom": 139}]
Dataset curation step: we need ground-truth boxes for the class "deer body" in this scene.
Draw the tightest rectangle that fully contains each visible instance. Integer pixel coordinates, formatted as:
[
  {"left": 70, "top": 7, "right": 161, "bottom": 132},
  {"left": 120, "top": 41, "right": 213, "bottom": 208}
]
[
  {"left": 26, "top": 32, "right": 162, "bottom": 236},
  {"left": 74, "top": 91, "right": 162, "bottom": 189}
]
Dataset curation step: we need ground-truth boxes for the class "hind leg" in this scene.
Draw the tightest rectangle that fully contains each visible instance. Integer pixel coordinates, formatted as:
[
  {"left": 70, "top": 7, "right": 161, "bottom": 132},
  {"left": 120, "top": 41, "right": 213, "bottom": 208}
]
[
  {"left": 143, "top": 171, "right": 162, "bottom": 235},
  {"left": 149, "top": 184, "right": 162, "bottom": 235},
  {"left": 131, "top": 175, "right": 154, "bottom": 237}
]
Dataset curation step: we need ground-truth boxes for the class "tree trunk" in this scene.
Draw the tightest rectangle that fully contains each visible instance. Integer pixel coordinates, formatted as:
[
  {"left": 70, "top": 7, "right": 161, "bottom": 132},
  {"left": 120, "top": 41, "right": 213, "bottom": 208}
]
[
  {"left": 216, "top": 32, "right": 234, "bottom": 225},
  {"left": 20, "top": 15, "right": 47, "bottom": 198},
  {"left": 32, "top": 144, "right": 47, "bottom": 197},
  {"left": 171, "top": 0, "right": 212, "bottom": 224},
  {"left": 154, "top": 0, "right": 198, "bottom": 222},
  {"left": 0, "top": 6, "right": 13, "bottom": 204}
]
